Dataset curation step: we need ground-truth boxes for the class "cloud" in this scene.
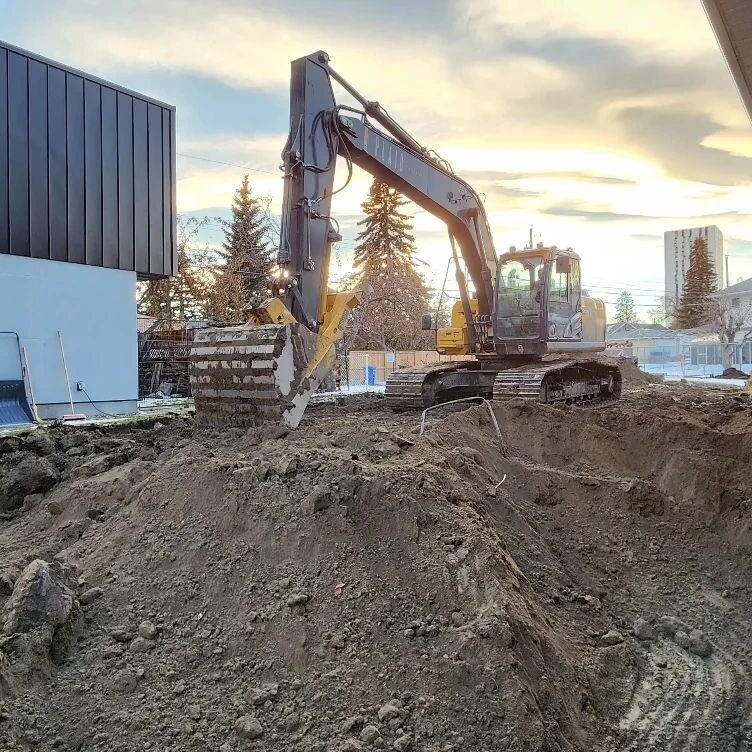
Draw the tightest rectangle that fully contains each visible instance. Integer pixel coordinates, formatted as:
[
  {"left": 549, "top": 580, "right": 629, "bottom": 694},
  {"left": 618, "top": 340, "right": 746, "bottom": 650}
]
[
  {"left": 630, "top": 233, "right": 663, "bottom": 241},
  {"left": 702, "top": 127, "right": 752, "bottom": 157},
  {"left": 485, "top": 186, "right": 542, "bottom": 199},
  {"left": 462, "top": 0, "right": 717, "bottom": 60},
  {"left": 610, "top": 106, "right": 752, "bottom": 185},
  {"left": 176, "top": 164, "right": 281, "bottom": 213},
  {"left": 544, "top": 203, "right": 743, "bottom": 223},
  {"left": 463, "top": 170, "right": 637, "bottom": 186},
  {"left": 544, "top": 206, "right": 659, "bottom": 223},
  {"left": 21, "top": 0, "right": 459, "bottom": 121}
]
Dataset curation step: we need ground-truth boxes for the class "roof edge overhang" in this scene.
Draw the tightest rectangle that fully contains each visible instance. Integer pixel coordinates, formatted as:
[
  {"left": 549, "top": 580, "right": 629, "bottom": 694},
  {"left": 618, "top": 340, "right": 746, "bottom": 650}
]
[{"left": 701, "top": 0, "right": 752, "bottom": 123}]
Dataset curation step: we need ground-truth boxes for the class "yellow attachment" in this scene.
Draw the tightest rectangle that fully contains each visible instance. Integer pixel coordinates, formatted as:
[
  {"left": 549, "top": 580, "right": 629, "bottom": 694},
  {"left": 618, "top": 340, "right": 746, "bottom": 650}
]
[
  {"left": 303, "top": 290, "right": 363, "bottom": 379},
  {"left": 192, "top": 290, "right": 364, "bottom": 430},
  {"left": 245, "top": 297, "right": 297, "bottom": 326},
  {"left": 246, "top": 291, "right": 363, "bottom": 382},
  {"left": 450, "top": 298, "right": 479, "bottom": 328},
  {"left": 436, "top": 327, "right": 470, "bottom": 356}
]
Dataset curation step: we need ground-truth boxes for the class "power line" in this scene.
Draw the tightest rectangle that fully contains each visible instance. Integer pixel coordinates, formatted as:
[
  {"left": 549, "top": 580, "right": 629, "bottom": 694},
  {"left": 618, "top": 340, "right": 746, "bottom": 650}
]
[
  {"left": 587, "top": 283, "right": 666, "bottom": 294},
  {"left": 177, "top": 152, "right": 280, "bottom": 177},
  {"left": 587, "top": 288, "right": 664, "bottom": 299}
]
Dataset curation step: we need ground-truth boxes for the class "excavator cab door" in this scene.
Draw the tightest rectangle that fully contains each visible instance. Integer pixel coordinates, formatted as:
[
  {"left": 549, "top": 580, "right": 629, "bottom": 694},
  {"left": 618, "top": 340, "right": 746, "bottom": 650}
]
[
  {"left": 494, "top": 255, "right": 546, "bottom": 341},
  {"left": 546, "top": 254, "right": 582, "bottom": 341}
]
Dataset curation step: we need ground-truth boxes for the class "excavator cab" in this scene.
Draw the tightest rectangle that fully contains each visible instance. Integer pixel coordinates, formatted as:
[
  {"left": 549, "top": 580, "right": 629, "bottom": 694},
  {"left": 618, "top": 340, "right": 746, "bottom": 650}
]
[
  {"left": 495, "top": 250, "right": 548, "bottom": 343},
  {"left": 494, "top": 246, "right": 591, "bottom": 356}
]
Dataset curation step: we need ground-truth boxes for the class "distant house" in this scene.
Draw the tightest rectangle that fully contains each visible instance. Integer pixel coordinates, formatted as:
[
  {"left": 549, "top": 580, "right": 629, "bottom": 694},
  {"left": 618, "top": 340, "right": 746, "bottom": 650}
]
[
  {"left": 605, "top": 284, "right": 752, "bottom": 374},
  {"left": 713, "top": 277, "right": 752, "bottom": 328},
  {"left": 606, "top": 323, "right": 683, "bottom": 364}
]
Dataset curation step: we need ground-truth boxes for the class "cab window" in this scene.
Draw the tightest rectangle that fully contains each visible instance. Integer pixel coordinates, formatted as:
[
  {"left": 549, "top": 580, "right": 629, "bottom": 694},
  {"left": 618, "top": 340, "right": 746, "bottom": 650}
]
[
  {"left": 496, "top": 257, "right": 546, "bottom": 315},
  {"left": 550, "top": 256, "right": 570, "bottom": 301}
]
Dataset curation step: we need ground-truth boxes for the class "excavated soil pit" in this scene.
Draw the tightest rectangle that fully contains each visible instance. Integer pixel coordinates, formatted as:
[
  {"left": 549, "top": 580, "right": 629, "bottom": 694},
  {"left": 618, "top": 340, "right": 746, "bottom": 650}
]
[{"left": 0, "top": 377, "right": 750, "bottom": 751}]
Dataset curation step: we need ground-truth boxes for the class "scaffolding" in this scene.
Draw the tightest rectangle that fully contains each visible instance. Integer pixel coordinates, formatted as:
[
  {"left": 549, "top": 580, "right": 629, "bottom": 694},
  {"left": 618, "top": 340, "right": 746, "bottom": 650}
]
[{"left": 137, "top": 318, "right": 215, "bottom": 399}]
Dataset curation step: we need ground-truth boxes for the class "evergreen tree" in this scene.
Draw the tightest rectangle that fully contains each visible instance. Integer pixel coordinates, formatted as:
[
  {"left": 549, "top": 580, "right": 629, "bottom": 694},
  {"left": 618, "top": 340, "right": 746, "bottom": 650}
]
[
  {"left": 614, "top": 291, "right": 638, "bottom": 325},
  {"left": 208, "top": 175, "right": 272, "bottom": 320},
  {"left": 672, "top": 236, "right": 717, "bottom": 329},
  {"left": 349, "top": 180, "right": 431, "bottom": 350}
]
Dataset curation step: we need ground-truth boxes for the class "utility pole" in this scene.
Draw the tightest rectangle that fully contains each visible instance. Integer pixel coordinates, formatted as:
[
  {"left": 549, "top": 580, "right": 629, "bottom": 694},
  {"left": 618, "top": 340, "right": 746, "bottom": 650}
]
[{"left": 725, "top": 255, "right": 730, "bottom": 288}]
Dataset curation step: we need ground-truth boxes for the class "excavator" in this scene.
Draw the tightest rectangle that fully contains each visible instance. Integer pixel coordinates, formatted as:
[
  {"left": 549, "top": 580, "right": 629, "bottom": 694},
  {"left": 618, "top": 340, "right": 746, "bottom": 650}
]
[{"left": 190, "top": 51, "right": 621, "bottom": 428}]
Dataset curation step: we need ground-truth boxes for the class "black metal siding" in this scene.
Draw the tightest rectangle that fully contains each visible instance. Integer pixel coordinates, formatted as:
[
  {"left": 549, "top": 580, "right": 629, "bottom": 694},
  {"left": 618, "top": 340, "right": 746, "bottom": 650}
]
[
  {"left": 0, "top": 40, "right": 176, "bottom": 278},
  {"left": 0, "top": 52, "right": 7, "bottom": 256},
  {"left": 8, "top": 52, "right": 29, "bottom": 257},
  {"left": 48, "top": 66, "right": 67, "bottom": 263},
  {"left": 28, "top": 58, "right": 49, "bottom": 260}
]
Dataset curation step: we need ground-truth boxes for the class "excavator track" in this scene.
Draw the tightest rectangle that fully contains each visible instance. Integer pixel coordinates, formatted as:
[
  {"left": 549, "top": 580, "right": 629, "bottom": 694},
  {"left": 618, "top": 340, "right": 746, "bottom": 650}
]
[
  {"left": 384, "top": 361, "right": 489, "bottom": 412},
  {"left": 385, "top": 358, "right": 622, "bottom": 412},
  {"left": 493, "top": 359, "right": 622, "bottom": 406}
]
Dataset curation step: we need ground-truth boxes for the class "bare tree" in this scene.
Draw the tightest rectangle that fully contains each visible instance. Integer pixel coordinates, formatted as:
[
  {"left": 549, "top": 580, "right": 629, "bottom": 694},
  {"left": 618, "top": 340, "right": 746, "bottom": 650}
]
[
  {"left": 257, "top": 194, "right": 281, "bottom": 250},
  {"left": 715, "top": 295, "right": 752, "bottom": 370},
  {"left": 138, "top": 216, "right": 214, "bottom": 319},
  {"left": 647, "top": 296, "right": 668, "bottom": 326}
]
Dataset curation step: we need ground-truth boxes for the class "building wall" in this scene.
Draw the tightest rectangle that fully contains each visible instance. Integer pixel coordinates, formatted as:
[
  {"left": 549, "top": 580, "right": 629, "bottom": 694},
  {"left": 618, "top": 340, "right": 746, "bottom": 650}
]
[
  {"left": 664, "top": 225, "right": 724, "bottom": 308},
  {"left": 0, "top": 255, "right": 137, "bottom": 418},
  {"left": 718, "top": 289, "right": 752, "bottom": 327},
  {"left": 0, "top": 40, "right": 176, "bottom": 279}
]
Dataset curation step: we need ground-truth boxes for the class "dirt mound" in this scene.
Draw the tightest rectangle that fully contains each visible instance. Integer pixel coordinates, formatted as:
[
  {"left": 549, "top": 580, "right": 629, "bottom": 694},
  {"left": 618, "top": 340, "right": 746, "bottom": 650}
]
[
  {"left": 720, "top": 367, "right": 748, "bottom": 380},
  {"left": 609, "top": 356, "right": 663, "bottom": 385},
  {"left": 0, "top": 386, "right": 751, "bottom": 750}
]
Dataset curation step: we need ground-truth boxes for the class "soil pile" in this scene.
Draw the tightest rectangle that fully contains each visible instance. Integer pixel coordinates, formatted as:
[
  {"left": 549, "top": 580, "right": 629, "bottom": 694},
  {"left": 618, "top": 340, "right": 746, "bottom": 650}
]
[
  {"left": 719, "top": 367, "right": 747, "bottom": 380},
  {"left": 0, "top": 381, "right": 750, "bottom": 751}
]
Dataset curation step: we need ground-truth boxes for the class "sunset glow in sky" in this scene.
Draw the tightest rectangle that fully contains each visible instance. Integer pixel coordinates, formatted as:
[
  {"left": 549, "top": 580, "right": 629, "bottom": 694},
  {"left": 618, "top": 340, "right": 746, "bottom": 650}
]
[{"left": 5, "top": 0, "right": 752, "bottom": 313}]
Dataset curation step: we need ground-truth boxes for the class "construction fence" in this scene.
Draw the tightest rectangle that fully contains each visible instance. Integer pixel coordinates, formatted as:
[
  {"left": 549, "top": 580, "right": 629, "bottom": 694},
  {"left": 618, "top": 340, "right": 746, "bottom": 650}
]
[
  {"left": 137, "top": 317, "right": 226, "bottom": 399},
  {"left": 335, "top": 350, "right": 473, "bottom": 391}
]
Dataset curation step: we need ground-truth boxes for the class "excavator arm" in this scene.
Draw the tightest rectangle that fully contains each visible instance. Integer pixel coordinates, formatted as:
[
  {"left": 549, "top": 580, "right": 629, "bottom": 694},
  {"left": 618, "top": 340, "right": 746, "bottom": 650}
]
[{"left": 277, "top": 51, "right": 497, "bottom": 343}]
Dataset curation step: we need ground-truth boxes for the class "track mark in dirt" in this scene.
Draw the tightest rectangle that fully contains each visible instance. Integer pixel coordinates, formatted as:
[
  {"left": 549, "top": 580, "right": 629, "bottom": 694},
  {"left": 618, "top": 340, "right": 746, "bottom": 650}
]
[
  {"left": 701, "top": 644, "right": 752, "bottom": 752},
  {"left": 623, "top": 642, "right": 702, "bottom": 751},
  {"left": 620, "top": 639, "right": 752, "bottom": 752}
]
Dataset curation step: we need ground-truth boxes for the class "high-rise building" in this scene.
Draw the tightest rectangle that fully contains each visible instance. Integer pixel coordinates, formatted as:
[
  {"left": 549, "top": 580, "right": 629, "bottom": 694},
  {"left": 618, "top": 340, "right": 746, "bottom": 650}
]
[{"left": 664, "top": 226, "right": 724, "bottom": 310}]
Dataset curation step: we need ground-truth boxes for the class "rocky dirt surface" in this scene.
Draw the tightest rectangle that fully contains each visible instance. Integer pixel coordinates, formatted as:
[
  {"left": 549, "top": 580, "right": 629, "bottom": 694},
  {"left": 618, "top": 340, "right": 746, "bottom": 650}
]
[{"left": 0, "top": 372, "right": 751, "bottom": 751}]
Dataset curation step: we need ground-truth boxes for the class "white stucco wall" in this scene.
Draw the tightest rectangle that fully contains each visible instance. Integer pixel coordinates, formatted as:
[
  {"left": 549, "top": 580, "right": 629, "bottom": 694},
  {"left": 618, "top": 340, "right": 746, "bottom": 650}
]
[{"left": 0, "top": 255, "right": 137, "bottom": 418}]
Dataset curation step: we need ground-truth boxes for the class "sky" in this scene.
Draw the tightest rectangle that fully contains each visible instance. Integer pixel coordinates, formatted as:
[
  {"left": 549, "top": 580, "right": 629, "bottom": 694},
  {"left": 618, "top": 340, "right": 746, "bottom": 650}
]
[{"left": 4, "top": 0, "right": 752, "bottom": 316}]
